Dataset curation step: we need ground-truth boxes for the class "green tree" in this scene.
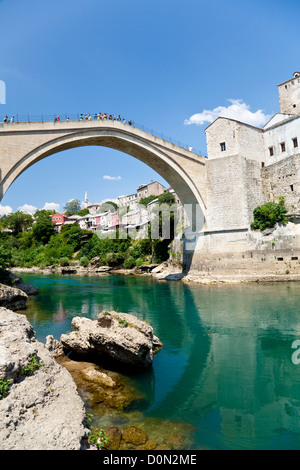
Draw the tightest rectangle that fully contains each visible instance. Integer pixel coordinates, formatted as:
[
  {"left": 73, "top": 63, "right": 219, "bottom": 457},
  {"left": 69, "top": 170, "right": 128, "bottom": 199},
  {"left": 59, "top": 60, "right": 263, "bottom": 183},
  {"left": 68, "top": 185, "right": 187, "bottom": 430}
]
[
  {"left": 139, "top": 195, "right": 157, "bottom": 207},
  {"left": 148, "top": 193, "right": 178, "bottom": 263},
  {"left": 1, "top": 211, "right": 33, "bottom": 234},
  {"left": 33, "top": 216, "right": 55, "bottom": 244},
  {"left": 98, "top": 201, "right": 118, "bottom": 213},
  {"left": 63, "top": 199, "right": 82, "bottom": 216},
  {"left": 157, "top": 191, "right": 175, "bottom": 205},
  {"left": 0, "top": 246, "right": 11, "bottom": 282},
  {"left": 78, "top": 208, "right": 90, "bottom": 216}
]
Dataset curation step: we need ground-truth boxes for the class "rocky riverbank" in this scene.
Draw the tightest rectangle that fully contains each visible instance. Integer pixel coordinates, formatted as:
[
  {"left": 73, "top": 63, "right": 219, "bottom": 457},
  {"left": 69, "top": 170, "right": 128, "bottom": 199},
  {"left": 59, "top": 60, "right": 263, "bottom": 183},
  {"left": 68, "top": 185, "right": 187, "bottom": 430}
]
[
  {"left": 55, "top": 356, "right": 196, "bottom": 450},
  {"left": 0, "top": 308, "right": 89, "bottom": 450},
  {"left": 11, "top": 261, "right": 300, "bottom": 285},
  {"left": 0, "top": 305, "right": 195, "bottom": 450}
]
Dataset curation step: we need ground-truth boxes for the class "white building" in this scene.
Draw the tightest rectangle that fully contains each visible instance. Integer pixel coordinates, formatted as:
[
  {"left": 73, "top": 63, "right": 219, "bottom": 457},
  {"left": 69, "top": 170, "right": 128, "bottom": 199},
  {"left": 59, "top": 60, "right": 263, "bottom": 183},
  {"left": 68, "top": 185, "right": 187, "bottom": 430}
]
[{"left": 117, "top": 193, "right": 138, "bottom": 210}]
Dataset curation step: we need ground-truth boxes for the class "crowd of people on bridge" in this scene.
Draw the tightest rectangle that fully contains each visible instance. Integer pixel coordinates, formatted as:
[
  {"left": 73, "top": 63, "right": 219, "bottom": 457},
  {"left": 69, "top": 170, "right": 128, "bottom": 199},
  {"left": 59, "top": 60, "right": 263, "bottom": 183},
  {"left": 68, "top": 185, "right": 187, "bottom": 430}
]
[
  {"left": 55, "top": 113, "right": 134, "bottom": 126},
  {"left": 3, "top": 113, "right": 134, "bottom": 126}
]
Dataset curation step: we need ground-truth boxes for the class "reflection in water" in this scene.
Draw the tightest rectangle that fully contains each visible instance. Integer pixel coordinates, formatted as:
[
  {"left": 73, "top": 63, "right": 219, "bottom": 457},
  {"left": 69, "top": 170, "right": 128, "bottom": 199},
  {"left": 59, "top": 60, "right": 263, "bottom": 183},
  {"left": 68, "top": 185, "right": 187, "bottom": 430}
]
[{"left": 20, "top": 273, "right": 300, "bottom": 449}]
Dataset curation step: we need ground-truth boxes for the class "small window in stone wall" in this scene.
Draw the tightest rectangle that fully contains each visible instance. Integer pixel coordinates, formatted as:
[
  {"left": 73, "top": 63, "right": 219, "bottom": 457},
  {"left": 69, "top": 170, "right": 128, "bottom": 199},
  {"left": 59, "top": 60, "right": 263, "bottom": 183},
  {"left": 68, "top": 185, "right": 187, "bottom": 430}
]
[
  {"left": 293, "top": 137, "right": 298, "bottom": 148},
  {"left": 280, "top": 142, "right": 286, "bottom": 152},
  {"left": 269, "top": 146, "right": 274, "bottom": 156},
  {"left": 220, "top": 142, "right": 226, "bottom": 152}
]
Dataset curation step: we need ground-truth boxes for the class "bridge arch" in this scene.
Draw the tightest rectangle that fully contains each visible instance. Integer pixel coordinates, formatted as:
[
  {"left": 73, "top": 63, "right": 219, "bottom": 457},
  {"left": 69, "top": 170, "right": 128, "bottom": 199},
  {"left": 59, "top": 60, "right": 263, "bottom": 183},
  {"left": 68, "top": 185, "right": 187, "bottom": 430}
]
[{"left": 0, "top": 123, "right": 207, "bottom": 231}]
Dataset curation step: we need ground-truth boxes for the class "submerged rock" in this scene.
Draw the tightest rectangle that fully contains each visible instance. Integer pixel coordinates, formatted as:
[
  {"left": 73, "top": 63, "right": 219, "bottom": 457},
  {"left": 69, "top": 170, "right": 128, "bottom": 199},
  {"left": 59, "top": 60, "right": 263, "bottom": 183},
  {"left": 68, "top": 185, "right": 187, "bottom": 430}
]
[
  {"left": 58, "top": 358, "right": 143, "bottom": 413},
  {"left": 60, "top": 311, "right": 163, "bottom": 369},
  {"left": 122, "top": 426, "right": 148, "bottom": 445}
]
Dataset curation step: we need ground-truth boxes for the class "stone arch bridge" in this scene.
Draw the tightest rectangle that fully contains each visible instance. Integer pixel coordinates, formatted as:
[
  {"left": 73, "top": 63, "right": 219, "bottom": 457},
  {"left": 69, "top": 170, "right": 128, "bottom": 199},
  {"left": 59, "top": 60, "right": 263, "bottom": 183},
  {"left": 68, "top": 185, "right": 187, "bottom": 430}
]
[
  {"left": 0, "top": 119, "right": 207, "bottom": 230},
  {"left": 1, "top": 118, "right": 293, "bottom": 278}
]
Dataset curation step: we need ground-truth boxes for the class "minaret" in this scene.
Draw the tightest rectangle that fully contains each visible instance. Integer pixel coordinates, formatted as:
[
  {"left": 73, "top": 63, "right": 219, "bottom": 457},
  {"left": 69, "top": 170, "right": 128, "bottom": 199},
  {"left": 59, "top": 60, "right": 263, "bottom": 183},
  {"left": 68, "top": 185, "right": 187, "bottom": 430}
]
[{"left": 84, "top": 191, "right": 88, "bottom": 208}]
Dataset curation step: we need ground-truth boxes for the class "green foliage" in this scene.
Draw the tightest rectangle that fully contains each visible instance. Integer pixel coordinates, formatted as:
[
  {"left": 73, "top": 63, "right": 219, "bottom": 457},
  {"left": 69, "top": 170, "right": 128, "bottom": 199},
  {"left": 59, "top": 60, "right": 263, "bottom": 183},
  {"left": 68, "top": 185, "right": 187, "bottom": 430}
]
[
  {"left": 78, "top": 208, "right": 90, "bottom": 216},
  {"left": 139, "top": 195, "right": 157, "bottom": 207},
  {"left": 88, "top": 426, "right": 110, "bottom": 450},
  {"left": 0, "top": 246, "right": 11, "bottom": 283},
  {"left": 130, "top": 239, "right": 152, "bottom": 259},
  {"left": 0, "top": 245, "right": 11, "bottom": 271},
  {"left": 0, "top": 198, "right": 179, "bottom": 271},
  {"left": 1, "top": 211, "right": 33, "bottom": 234},
  {"left": 117, "top": 318, "right": 128, "bottom": 328},
  {"left": 63, "top": 199, "right": 82, "bottom": 216},
  {"left": 123, "top": 256, "right": 136, "bottom": 268},
  {"left": 157, "top": 191, "right": 176, "bottom": 205},
  {"left": 32, "top": 215, "right": 55, "bottom": 244},
  {"left": 60, "top": 224, "right": 84, "bottom": 250},
  {"left": 251, "top": 198, "right": 288, "bottom": 231},
  {"left": 60, "top": 257, "right": 70, "bottom": 266},
  {"left": 98, "top": 201, "right": 118, "bottom": 213},
  {"left": 0, "top": 378, "right": 12, "bottom": 399},
  {"left": 21, "top": 354, "right": 44, "bottom": 377},
  {"left": 79, "top": 256, "right": 89, "bottom": 267}
]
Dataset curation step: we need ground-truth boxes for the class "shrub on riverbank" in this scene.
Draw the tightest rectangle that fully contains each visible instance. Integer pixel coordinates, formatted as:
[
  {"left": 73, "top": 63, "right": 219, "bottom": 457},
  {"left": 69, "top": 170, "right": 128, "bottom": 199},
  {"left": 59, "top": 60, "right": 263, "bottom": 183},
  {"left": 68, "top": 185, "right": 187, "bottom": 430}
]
[{"left": 251, "top": 197, "right": 288, "bottom": 231}]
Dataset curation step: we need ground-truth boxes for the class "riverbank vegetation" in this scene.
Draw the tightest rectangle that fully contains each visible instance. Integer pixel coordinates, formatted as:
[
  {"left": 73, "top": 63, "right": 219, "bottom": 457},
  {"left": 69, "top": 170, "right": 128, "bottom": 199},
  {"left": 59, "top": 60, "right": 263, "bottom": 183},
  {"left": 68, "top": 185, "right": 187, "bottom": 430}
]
[
  {"left": 251, "top": 196, "right": 288, "bottom": 231},
  {"left": 0, "top": 193, "right": 178, "bottom": 273}
]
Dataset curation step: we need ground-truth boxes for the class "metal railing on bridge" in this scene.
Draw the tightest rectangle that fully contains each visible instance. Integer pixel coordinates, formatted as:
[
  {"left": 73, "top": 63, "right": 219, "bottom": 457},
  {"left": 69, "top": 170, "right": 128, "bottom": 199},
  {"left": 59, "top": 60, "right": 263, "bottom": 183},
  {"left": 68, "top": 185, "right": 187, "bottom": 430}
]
[{"left": 0, "top": 112, "right": 204, "bottom": 156}]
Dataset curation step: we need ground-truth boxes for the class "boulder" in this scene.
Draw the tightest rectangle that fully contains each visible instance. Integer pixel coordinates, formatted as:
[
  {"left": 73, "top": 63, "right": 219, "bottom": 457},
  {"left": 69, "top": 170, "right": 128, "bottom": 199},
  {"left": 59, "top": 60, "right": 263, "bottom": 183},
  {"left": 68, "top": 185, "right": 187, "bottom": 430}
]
[
  {"left": 8, "top": 272, "right": 38, "bottom": 296},
  {"left": 0, "top": 283, "right": 28, "bottom": 311},
  {"left": 60, "top": 311, "right": 163, "bottom": 368},
  {"left": 0, "top": 308, "right": 89, "bottom": 450}
]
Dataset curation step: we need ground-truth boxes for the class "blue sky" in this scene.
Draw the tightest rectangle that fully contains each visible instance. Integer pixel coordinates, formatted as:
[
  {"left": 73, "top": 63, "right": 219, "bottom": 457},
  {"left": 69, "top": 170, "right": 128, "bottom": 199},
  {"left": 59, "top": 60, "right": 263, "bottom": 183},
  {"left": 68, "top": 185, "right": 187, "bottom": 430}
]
[{"left": 0, "top": 0, "right": 299, "bottom": 214}]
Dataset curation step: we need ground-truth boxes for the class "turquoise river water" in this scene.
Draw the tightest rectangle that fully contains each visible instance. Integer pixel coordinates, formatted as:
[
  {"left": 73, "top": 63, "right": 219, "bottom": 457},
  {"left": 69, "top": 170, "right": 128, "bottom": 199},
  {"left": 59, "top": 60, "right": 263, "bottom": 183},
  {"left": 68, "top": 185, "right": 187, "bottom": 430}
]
[{"left": 16, "top": 272, "right": 300, "bottom": 450}]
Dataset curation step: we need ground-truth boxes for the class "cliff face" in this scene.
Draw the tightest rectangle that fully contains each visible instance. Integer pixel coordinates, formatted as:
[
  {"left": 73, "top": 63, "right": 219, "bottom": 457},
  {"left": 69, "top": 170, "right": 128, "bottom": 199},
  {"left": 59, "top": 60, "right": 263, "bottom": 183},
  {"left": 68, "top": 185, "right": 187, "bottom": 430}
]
[{"left": 0, "top": 308, "right": 89, "bottom": 450}]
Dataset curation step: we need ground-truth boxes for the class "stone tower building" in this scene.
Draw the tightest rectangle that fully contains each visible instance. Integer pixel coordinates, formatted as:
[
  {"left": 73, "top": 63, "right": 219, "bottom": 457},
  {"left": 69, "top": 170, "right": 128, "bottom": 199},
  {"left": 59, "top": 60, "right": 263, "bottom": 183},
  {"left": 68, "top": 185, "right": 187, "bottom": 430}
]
[{"left": 278, "top": 71, "right": 300, "bottom": 114}]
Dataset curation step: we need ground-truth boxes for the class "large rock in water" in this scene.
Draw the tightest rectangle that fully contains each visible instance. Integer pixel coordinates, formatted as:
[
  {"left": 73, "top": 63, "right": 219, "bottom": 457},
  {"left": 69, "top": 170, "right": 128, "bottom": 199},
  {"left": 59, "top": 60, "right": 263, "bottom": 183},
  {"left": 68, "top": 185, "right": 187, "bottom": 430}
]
[
  {"left": 0, "top": 273, "right": 38, "bottom": 311},
  {"left": 60, "top": 311, "right": 163, "bottom": 368},
  {"left": 9, "top": 272, "right": 38, "bottom": 296},
  {"left": 0, "top": 283, "right": 28, "bottom": 311},
  {"left": 0, "top": 308, "right": 89, "bottom": 450}
]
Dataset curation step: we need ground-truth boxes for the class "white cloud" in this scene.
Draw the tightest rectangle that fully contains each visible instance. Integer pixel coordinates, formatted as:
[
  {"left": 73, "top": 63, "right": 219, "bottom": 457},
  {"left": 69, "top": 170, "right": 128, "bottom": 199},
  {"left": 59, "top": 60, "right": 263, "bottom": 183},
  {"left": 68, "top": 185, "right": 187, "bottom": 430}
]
[
  {"left": 18, "top": 203, "right": 37, "bottom": 214},
  {"left": 184, "top": 99, "right": 271, "bottom": 128},
  {"left": 103, "top": 175, "right": 122, "bottom": 181},
  {"left": 0, "top": 204, "right": 12, "bottom": 216},
  {"left": 42, "top": 202, "right": 60, "bottom": 212}
]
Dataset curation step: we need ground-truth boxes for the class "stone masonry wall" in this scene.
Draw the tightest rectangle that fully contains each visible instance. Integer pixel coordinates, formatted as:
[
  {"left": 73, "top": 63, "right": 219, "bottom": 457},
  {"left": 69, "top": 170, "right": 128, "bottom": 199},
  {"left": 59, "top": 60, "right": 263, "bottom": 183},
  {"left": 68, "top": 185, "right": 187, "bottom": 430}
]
[
  {"left": 262, "top": 153, "right": 300, "bottom": 213},
  {"left": 206, "top": 118, "right": 264, "bottom": 163},
  {"left": 205, "top": 155, "right": 264, "bottom": 231}
]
